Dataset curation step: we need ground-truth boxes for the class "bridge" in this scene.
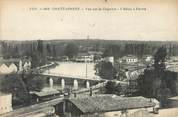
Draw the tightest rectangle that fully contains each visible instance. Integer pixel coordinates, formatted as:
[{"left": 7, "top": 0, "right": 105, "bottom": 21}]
[{"left": 34, "top": 72, "right": 106, "bottom": 91}]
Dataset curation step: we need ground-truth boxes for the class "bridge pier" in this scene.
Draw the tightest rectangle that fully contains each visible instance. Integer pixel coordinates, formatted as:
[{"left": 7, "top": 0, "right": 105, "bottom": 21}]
[
  {"left": 49, "top": 78, "right": 53, "bottom": 89},
  {"left": 86, "top": 81, "right": 90, "bottom": 88},
  {"left": 73, "top": 79, "right": 78, "bottom": 90},
  {"left": 61, "top": 78, "right": 65, "bottom": 90}
]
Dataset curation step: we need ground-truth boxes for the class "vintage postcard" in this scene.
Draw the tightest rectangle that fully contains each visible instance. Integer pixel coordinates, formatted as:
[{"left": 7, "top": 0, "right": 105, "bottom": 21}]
[{"left": 0, "top": 0, "right": 178, "bottom": 117}]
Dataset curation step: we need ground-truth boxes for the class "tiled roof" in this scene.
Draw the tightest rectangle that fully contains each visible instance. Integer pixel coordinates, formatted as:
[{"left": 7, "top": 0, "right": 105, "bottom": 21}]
[{"left": 68, "top": 95, "right": 155, "bottom": 114}]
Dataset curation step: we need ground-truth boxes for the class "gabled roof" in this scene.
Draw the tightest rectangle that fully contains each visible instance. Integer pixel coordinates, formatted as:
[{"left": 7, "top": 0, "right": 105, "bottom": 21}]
[{"left": 67, "top": 95, "right": 155, "bottom": 114}]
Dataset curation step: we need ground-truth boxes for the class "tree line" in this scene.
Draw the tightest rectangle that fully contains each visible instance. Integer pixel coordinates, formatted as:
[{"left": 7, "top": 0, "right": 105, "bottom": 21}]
[{"left": 1, "top": 40, "right": 178, "bottom": 67}]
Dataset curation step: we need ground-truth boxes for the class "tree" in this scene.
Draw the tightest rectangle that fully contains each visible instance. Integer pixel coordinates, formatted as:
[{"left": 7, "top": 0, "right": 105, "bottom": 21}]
[
  {"left": 0, "top": 73, "right": 46, "bottom": 105},
  {"left": 52, "top": 45, "right": 56, "bottom": 57},
  {"left": 0, "top": 74, "right": 30, "bottom": 105},
  {"left": 102, "top": 44, "right": 121, "bottom": 58},
  {"left": 46, "top": 43, "right": 51, "bottom": 56},
  {"left": 154, "top": 46, "right": 167, "bottom": 71},
  {"left": 37, "top": 40, "right": 43, "bottom": 54},
  {"left": 105, "top": 81, "right": 116, "bottom": 94},
  {"left": 95, "top": 61, "right": 117, "bottom": 80},
  {"left": 64, "top": 43, "right": 78, "bottom": 59},
  {"left": 105, "top": 81, "right": 122, "bottom": 95},
  {"left": 26, "top": 76, "right": 46, "bottom": 91},
  {"left": 137, "top": 46, "right": 178, "bottom": 107},
  {"left": 30, "top": 41, "right": 47, "bottom": 68}
]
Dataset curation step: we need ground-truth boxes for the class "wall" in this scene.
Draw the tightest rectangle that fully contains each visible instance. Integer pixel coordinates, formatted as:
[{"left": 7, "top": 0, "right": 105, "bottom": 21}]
[{"left": 0, "top": 93, "right": 13, "bottom": 115}]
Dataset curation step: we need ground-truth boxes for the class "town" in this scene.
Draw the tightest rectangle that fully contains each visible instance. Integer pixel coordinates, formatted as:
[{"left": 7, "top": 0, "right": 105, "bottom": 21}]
[{"left": 0, "top": 39, "right": 178, "bottom": 117}]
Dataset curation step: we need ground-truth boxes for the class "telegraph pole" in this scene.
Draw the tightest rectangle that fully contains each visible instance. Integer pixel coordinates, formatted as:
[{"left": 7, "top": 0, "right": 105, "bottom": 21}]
[{"left": 86, "top": 35, "right": 89, "bottom": 79}]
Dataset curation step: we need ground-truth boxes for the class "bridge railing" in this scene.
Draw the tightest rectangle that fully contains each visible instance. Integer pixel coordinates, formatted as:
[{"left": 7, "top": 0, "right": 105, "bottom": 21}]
[{"left": 39, "top": 72, "right": 102, "bottom": 81}]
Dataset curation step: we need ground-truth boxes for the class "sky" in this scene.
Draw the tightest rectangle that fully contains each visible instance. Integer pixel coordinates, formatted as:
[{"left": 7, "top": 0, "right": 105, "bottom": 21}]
[{"left": 0, "top": 0, "right": 178, "bottom": 41}]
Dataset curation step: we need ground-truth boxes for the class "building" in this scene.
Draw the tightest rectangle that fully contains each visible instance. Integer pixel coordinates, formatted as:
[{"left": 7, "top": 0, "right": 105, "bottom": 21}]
[
  {"left": 30, "top": 90, "right": 61, "bottom": 102},
  {"left": 8, "top": 63, "right": 18, "bottom": 73},
  {"left": 0, "top": 59, "right": 18, "bottom": 74},
  {"left": 104, "top": 56, "right": 114, "bottom": 65},
  {"left": 169, "top": 56, "right": 178, "bottom": 62},
  {"left": 0, "top": 58, "right": 19, "bottom": 74},
  {"left": 121, "top": 55, "right": 138, "bottom": 63},
  {"left": 88, "top": 51, "right": 102, "bottom": 62},
  {"left": 75, "top": 53, "right": 94, "bottom": 62},
  {"left": 0, "top": 57, "right": 31, "bottom": 74},
  {"left": 145, "top": 55, "right": 153, "bottom": 62},
  {"left": 0, "top": 92, "right": 13, "bottom": 115},
  {"left": 0, "top": 63, "right": 11, "bottom": 74},
  {"left": 56, "top": 95, "right": 156, "bottom": 117}
]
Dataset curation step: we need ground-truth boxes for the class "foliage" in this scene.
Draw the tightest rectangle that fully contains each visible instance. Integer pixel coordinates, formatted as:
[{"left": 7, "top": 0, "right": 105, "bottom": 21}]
[
  {"left": 137, "top": 47, "right": 178, "bottom": 107},
  {"left": 1, "top": 40, "right": 178, "bottom": 60},
  {"left": 27, "top": 76, "right": 46, "bottom": 91},
  {"left": 154, "top": 46, "right": 167, "bottom": 71},
  {"left": 105, "top": 81, "right": 122, "bottom": 95},
  {"left": 0, "top": 74, "right": 30, "bottom": 105},
  {"left": 64, "top": 43, "right": 79, "bottom": 59},
  {"left": 102, "top": 44, "right": 122, "bottom": 58},
  {"left": 137, "top": 69, "right": 178, "bottom": 105},
  {"left": 95, "top": 61, "right": 117, "bottom": 80},
  {"left": 0, "top": 73, "right": 46, "bottom": 106}
]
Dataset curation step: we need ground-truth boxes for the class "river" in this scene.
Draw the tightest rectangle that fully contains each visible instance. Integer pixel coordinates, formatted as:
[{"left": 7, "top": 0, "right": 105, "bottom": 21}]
[{"left": 43, "top": 62, "right": 99, "bottom": 79}]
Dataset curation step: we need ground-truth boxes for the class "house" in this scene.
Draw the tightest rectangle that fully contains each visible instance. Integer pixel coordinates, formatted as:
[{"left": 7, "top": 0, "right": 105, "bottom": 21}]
[
  {"left": 56, "top": 94, "right": 156, "bottom": 117},
  {"left": 0, "top": 57, "right": 31, "bottom": 74},
  {"left": 104, "top": 56, "right": 114, "bottom": 65},
  {"left": 19, "top": 57, "right": 31, "bottom": 72},
  {"left": 8, "top": 63, "right": 18, "bottom": 73},
  {"left": 0, "top": 92, "right": 13, "bottom": 115},
  {"left": 169, "top": 56, "right": 178, "bottom": 62},
  {"left": 88, "top": 51, "right": 102, "bottom": 62},
  {"left": 141, "top": 55, "right": 154, "bottom": 67},
  {"left": 0, "top": 58, "right": 19, "bottom": 74},
  {"left": 0, "top": 63, "right": 11, "bottom": 74},
  {"left": 145, "top": 56, "right": 153, "bottom": 62},
  {"left": 75, "top": 53, "right": 94, "bottom": 62},
  {"left": 121, "top": 55, "right": 138, "bottom": 63}
]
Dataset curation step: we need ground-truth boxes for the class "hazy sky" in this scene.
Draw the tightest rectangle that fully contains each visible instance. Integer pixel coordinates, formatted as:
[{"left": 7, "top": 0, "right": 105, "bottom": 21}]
[{"left": 0, "top": 0, "right": 178, "bottom": 41}]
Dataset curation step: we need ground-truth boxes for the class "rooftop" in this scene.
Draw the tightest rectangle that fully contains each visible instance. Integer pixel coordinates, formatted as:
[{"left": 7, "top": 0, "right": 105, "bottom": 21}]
[
  {"left": 30, "top": 90, "right": 60, "bottom": 97},
  {"left": 67, "top": 95, "right": 156, "bottom": 114},
  {"left": 122, "top": 55, "right": 138, "bottom": 59},
  {"left": 0, "top": 92, "right": 11, "bottom": 96}
]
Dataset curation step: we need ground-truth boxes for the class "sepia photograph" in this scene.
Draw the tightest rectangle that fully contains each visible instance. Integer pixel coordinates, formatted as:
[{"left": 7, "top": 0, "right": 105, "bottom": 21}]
[{"left": 0, "top": 0, "right": 178, "bottom": 117}]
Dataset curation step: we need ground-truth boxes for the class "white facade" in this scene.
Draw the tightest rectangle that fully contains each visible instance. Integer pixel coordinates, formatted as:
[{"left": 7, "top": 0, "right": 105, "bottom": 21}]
[
  {"left": 0, "top": 58, "right": 31, "bottom": 74},
  {"left": 9, "top": 63, "right": 18, "bottom": 73},
  {"left": 104, "top": 56, "right": 114, "bottom": 64},
  {"left": 0, "top": 63, "right": 18, "bottom": 74},
  {"left": 145, "top": 56, "right": 153, "bottom": 62},
  {"left": 76, "top": 55, "right": 94, "bottom": 62},
  {"left": 0, "top": 93, "right": 13, "bottom": 115},
  {"left": 18, "top": 60, "right": 23, "bottom": 72},
  {"left": 0, "top": 64, "right": 11, "bottom": 74},
  {"left": 122, "top": 56, "right": 138, "bottom": 63},
  {"left": 126, "top": 58, "right": 138, "bottom": 63},
  {"left": 23, "top": 61, "right": 31, "bottom": 71}
]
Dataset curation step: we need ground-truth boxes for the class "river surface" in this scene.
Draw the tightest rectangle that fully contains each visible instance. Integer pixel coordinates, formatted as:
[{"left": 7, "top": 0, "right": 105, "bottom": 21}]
[{"left": 43, "top": 62, "right": 99, "bottom": 79}]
